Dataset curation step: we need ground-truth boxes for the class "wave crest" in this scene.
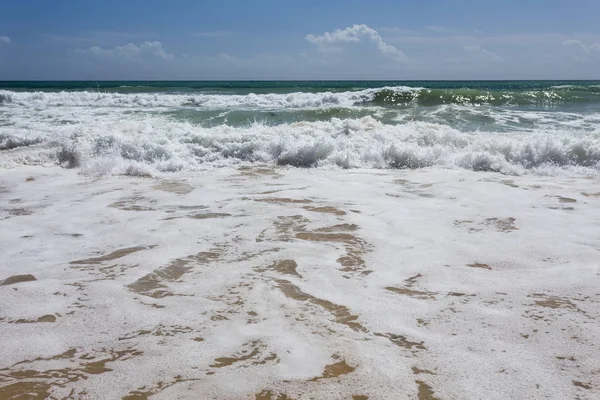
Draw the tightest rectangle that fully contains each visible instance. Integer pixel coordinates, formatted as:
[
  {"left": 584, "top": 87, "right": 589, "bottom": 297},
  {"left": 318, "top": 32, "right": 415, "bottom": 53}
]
[
  {"left": 2, "top": 85, "right": 599, "bottom": 110},
  {"left": 2, "top": 115, "right": 599, "bottom": 176}
]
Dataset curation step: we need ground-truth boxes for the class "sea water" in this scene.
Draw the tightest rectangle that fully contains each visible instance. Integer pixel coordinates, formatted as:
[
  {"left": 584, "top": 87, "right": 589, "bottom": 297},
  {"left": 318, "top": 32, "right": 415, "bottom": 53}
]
[{"left": 1, "top": 81, "right": 599, "bottom": 399}]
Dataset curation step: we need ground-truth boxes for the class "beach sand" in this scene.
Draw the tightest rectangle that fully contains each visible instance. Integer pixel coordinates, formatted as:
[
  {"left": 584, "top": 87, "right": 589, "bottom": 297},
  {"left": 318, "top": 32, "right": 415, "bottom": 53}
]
[{"left": 1, "top": 165, "right": 599, "bottom": 399}]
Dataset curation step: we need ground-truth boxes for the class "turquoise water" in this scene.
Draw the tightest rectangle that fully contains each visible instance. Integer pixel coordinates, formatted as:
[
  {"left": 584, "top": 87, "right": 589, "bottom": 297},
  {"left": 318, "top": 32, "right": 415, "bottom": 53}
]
[{"left": 2, "top": 81, "right": 600, "bottom": 108}]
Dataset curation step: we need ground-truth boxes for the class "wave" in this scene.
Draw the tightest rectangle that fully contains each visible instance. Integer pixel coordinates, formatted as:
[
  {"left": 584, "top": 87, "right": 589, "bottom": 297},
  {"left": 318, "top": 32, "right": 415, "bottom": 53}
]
[
  {"left": 2, "top": 85, "right": 599, "bottom": 109},
  {"left": 0, "top": 88, "right": 388, "bottom": 109},
  {"left": 2, "top": 115, "right": 599, "bottom": 177},
  {"left": 549, "top": 84, "right": 600, "bottom": 92},
  {"left": 369, "top": 87, "right": 600, "bottom": 107}
]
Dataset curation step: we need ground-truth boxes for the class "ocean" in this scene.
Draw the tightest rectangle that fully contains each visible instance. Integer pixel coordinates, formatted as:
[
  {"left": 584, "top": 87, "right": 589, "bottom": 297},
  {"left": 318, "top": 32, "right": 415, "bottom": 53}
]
[
  {"left": 1, "top": 82, "right": 599, "bottom": 399},
  {"left": 1, "top": 80, "right": 599, "bottom": 176}
]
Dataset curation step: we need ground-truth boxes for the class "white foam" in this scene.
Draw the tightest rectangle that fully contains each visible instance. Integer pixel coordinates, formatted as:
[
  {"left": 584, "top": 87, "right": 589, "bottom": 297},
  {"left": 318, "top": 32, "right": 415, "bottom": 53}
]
[
  {"left": 2, "top": 88, "right": 600, "bottom": 178},
  {"left": 1, "top": 166, "right": 599, "bottom": 399},
  {"left": 1, "top": 109, "right": 599, "bottom": 177},
  {"left": 0, "top": 87, "right": 415, "bottom": 109}
]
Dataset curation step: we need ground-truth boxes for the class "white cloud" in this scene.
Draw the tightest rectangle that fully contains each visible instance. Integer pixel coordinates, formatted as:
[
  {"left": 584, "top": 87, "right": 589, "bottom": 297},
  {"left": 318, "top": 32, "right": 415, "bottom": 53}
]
[
  {"left": 77, "top": 41, "right": 173, "bottom": 60},
  {"left": 306, "top": 24, "right": 408, "bottom": 61},
  {"left": 463, "top": 45, "right": 482, "bottom": 52},
  {"left": 562, "top": 39, "right": 600, "bottom": 54},
  {"left": 0, "top": 36, "right": 11, "bottom": 47},
  {"left": 463, "top": 45, "right": 504, "bottom": 62}
]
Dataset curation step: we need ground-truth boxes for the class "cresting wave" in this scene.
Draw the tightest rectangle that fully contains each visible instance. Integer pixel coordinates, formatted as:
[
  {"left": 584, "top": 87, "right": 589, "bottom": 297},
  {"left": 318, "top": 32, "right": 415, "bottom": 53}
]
[
  {"left": 0, "top": 88, "right": 388, "bottom": 109},
  {"left": 370, "top": 87, "right": 600, "bottom": 106},
  {"left": 2, "top": 115, "right": 599, "bottom": 177},
  {"left": 2, "top": 86, "right": 600, "bottom": 109}
]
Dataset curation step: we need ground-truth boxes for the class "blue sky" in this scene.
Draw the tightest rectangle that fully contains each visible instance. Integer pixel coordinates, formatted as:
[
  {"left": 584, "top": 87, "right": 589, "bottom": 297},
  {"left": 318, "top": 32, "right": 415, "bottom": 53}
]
[{"left": 1, "top": 0, "right": 599, "bottom": 80}]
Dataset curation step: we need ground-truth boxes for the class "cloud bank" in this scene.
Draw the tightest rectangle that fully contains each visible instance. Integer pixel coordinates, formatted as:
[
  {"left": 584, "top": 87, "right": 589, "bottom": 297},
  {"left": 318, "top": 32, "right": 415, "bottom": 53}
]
[
  {"left": 562, "top": 40, "right": 600, "bottom": 54},
  {"left": 76, "top": 41, "right": 173, "bottom": 61},
  {"left": 3, "top": 23, "right": 600, "bottom": 80}
]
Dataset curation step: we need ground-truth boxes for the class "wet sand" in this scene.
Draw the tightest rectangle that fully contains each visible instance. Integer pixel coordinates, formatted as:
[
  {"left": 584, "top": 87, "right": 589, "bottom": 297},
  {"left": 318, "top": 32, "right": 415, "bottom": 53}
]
[{"left": 1, "top": 166, "right": 599, "bottom": 399}]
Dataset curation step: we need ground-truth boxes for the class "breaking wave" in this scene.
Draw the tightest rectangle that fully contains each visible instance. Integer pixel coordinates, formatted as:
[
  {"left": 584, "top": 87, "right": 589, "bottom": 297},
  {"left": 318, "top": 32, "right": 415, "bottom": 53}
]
[
  {"left": 2, "top": 85, "right": 600, "bottom": 109},
  {"left": 1, "top": 115, "right": 599, "bottom": 177},
  {"left": 0, "top": 88, "right": 389, "bottom": 109}
]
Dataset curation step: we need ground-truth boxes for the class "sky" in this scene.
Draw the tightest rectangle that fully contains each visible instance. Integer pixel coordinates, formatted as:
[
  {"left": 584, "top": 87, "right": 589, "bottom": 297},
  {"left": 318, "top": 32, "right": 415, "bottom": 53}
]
[{"left": 1, "top": 0, "right": 600, "bottom": 80}]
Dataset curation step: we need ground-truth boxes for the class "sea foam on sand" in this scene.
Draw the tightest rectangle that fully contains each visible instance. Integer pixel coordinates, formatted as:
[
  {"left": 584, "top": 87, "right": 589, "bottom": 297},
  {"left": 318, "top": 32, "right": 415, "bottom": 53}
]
[{"left": 0, "top": 166, "right": 599, "bottom": 399}]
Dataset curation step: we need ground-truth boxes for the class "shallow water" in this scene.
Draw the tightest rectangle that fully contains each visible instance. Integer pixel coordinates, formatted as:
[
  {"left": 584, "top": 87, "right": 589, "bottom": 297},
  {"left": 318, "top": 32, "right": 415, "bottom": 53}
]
[{"left": 1, "top": 165, "right": 599, "bottom": 399}]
